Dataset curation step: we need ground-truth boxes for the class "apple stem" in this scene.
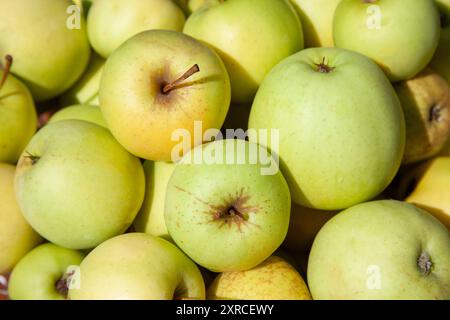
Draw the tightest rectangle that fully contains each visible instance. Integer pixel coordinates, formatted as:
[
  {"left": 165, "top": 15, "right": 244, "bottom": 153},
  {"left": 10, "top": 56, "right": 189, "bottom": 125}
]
[
  {"left": 314, "top": 57, "right": 334, "bottom": 73},
  {"left": 0, "top": 55, "right": 13, "bottom": 91},
  {"left": 162, "top": 64, "right": 200, "bottom": 94},
  {"left": 24, "top": 152, "right": 40, "bottom": 165}
]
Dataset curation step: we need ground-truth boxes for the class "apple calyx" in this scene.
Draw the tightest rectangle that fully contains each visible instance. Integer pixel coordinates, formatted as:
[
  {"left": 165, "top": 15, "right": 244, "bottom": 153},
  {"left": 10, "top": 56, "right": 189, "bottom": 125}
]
[
  {"left": 0, "top": 55, "right": 13, "bottom": 91},
  {"left": 417, "top": 252, "right": 433, "bottom": 276},
  {"left": 428, "top": 104, "right": 442, "bottom": 123},
  {"left": 55, "top": 270, "right": 76, "bottom": 299},
  {"left": 162, "top": 64, "right": 200, "bottom": 94},
  {"left": 24, "top": 152, "right": 41, "bottom": 165},
  {"left": 314, "top": 57, "right": 334, "bottom": 74}
]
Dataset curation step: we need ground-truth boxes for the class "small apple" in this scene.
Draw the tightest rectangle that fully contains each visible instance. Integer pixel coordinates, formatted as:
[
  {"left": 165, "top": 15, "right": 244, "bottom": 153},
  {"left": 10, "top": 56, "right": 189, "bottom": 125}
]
[
  {"left": 0, "top": 0, "right": 90, "bottom": 101},
  {"left": 15, "top": 120, "right": 145, "bottom": 249},
  {"left": 8, "top": 243, "right": 84, "bottom": 300},
  {"left": 165, "top": 139, "right": 291, "bottom": 272},
  {"left": 207, "top": 256, "right": 311, "bottom": 300},
  {"left": 0, "top": 163, "right": 41, "bottom": 275},
  {"left": 248, "top": 47, "right": 405, "bottom": 210},
  {"left": 133, "top": 161, "right": 176, "bottom": 241},
  {"left": 394, "top": 68, "right": 450, "bottom": 164},
  {"left": 333, "top": 0, "right": 440, "bottom": 82},
  {"left": 183, "top": 0, "right": 304, "bottom": 103},
  {"left": 290, "top": 0, "right": 342, "bottom": 48},
  {"left": 100, "top": 30, "right": 231, "bottom": 161},
  {"left": 308, "top": 200, "right": 450, "bottom": 300},
  {"left": 87, "top": 0, "right": 185, "bottom": 58},
  {"left": 49, "top": 104, "right": 107, "bottom": 128},
  {"left": 429, "top": 0, "right": 450, "bottom": 85},
  {"left": 0, "top": 55, "right": 37, "bottom": 164},
  {"left": 69, "top": 233, "right": 205, "bottom": 300}
]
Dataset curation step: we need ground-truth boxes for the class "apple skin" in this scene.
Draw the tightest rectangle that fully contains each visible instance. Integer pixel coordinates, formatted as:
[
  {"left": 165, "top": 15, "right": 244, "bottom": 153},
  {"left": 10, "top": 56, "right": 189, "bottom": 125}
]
[
  {"left": 0, "top": 71, "right": 37, "bottom": 164},
  {"left": 69, "top": 233, "right": 205, "bottom": 300},
  {"left": 430, "top": 0, "right": 450, "bottom": 85},
  {"left": 14, "top": 120, "right": 145, "bottom": 249},
  {"left": 165, "top": 139, "right": 291, "bottom": 272},
  {"left": 290, "top": 0, "right": 341, "bottom": 48},
  {"left": 133, "top": 161, "right": 175, "bottom": 241},
  {"left": 0, "top": 0, "right": 90, "bottom": 101},
  {"left": 100, "top": 30, "right": 230, "bottom": 161},
  {"left": 394, "top": 69, "right": 450, "bottom": 164},
  {"left": 0, "top": 164, "right": 41, "bottom": 275},
  {"left": 183, "top": 0, "right": 304, "bottom": 103},
  {"left": 87, "top": 0, "right": 185, "bottom": 58},
  {"left": 207, "top": 256, "right": 311, "bottom": 300},
  {"left": 49, "top": 104, "right": 107, "bottom": 128},
  {"left": 333, "top": 0, "right": 440, "bottom": 82},
  {"left": 308, "top": 200, "right": 450, "bottom": 300},
  {"left": 8, "top": 243, "right": 84, "bottom": 300},
  {"left": 60, "top": 52, "right": 104, "bottom": 107},
  {"left": 248, "top": 47, "right": 405, "bottom": 210}
]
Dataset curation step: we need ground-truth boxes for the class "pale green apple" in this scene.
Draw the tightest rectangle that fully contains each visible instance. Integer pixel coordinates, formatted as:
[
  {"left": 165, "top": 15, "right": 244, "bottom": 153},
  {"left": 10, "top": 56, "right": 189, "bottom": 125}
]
[
  {"left": 0, "top": 56, "right": 37, "bottom": 164},
  {"left": 249, "top": 47, "right": 405, "bottom": 210},
  {"left": 165, "top": 139, "right": 291, "bottom": 272},
  {"left": 134, "top": 161, "right": 176, "bottom": 241},
  {"left": 0, "top": 0, "right": 90, "bottom": 101},
  {"left": 184, "top": 0, "right": 304, "bottom": 103},
  {"left": 69, "top": 233, "right": 205, "bottom": 300},
  {"left": 333, "top": 0, "right": 440, "bottom": 82},
  {"left": 308, "top": 200, "right": 450, "bottom": 299},
  {"left": 430, "top": 0, "right": 450, "bottom": 85},
  {"left": 88, "top": 0, "right": 185, "bottom": 58},
  {"left": 0, "top": 163, "right": 41, "bottom": 275},
  {"left": 8, "top": 243, "right": 84, "bottom": 300},
  {"left": 60, "top": 52, "right": 104, "bottom": 106},
  {"left": 290, "top": 0, "right": 342, "bottom": 48},
  {"left": 14, "top": 120, "right": 145, "bottom": 249},
  {"left": 100, "top": 30, "right": 230, "bottom": 161},
  {"left": 49, "top": 104, "right": 107, "bottom": 128}
]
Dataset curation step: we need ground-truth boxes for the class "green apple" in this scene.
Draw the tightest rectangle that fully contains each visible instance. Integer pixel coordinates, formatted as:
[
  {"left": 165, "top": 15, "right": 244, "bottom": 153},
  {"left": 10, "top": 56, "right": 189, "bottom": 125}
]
[
  {"left": 333, "top": 0, "right": 440, "bottom": 82},
  {"left": 87, "top": 0, "right": 185, "bottom": 58},
  {"left": 183, "top": 0, "right": 304, "bottom": 103},
  {"left": 290, "top": 0, "right": 342, "bottom": 48},
  {"left": 69, "top": 233, "right": 205, "bottom": 300},
  {"left": 0, "top": 55, "right": 37, "bottom": 164},
  {"left": 430, "top": 0, "right": 450, "bottom": 85},
  {"left": 394, "top": 68, "right": 450, "bottom": 164},
  {"left": 249, "top": 47, "right": 405, "bottom": 210},
  {"left": 0, "top": 163, "right": 41, "bottom": 275},
  {"left": 15, "top": 120, "right": 145, "bottom": 249},
  {"left": 308, "top": 200, "right": 450, "bottom": 299},
  {"left": 100, "top": 30, "right": 230, "bottom": 161},
  {"left": 134, "top": 161, "right": 175, "bottom": 241},
  {"left": 8, "top": 243, "right": 84, "bottom": 300},
  {"left": 207, "top": 256, "right": 311, "bottom": 300},
  {"left": 0, "top": 0, "right": 90, "bottom": 101},
  {"left": 49, "top": 104, "right": 107, "bottom": 128},
  {"left": 165, "top": 139, "right": 291, "bottom": 272},
  {"left": 60, "top": 52, "right": 104, "bottom": 107}
]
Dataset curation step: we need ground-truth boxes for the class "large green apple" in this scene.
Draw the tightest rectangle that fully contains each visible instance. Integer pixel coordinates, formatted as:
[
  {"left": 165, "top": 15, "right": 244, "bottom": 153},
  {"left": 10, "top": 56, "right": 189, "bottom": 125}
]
[
  {"left": 290, "top": 0, "right": 342, "bottom": 48},
  {"left": 430, "top": 0, "right": 450, "bottom": 85},
  {"left": 87, "top": 0, "right": 185, "bottom": 58},
  {"left": 8, "top": 243, "right": 84, "bottom": 300},
  {"left": 165, "top": 139, "right": 291, "bottom": 272},
  {"left": 69, "top": 233, "right": 205, "bottom": 300},
  {"left": 0, "top": 0, "right": 90, "bottom": 101},
  {"left": 100, "top": 30, "right": 230, "bottom": 161},
  {"left": 249, "top": 47, "right": 405, "bottom": 210},
  {"left": 0, "top": 163, "right": 41, "bottom": 275},
  {"left": 133, "top": 161, "right": 176, "bottom": 241},
  {"left": 49, "top": 104, "right": 107, "bottom": 128},
  {"left": 308, "top": 200, "right": 450, "bottom": 299},
  {"left": 0, "top": 56, "right": 37, "bottom": 164},
  {"left": 333, "top": 0, "right": 440, "bottom": 82},
  {"left": 183, "top": 0, "right": 304, "bottom": 103},
  {"left": 15, "top": 120, "right": 145, "bottom": 249}
]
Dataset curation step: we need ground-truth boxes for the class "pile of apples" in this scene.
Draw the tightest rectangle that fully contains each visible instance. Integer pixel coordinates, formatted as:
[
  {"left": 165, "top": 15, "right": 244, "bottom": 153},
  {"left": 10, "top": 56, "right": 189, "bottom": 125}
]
[{"left": 1, "top": 0, "right": 450, "bottom": 301}]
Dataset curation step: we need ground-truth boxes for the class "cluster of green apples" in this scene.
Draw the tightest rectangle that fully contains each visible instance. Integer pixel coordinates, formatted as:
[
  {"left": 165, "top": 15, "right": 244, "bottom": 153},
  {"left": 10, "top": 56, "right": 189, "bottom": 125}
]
[{"left": 1, "top": 0, "right": 450, "bottom": 301}]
